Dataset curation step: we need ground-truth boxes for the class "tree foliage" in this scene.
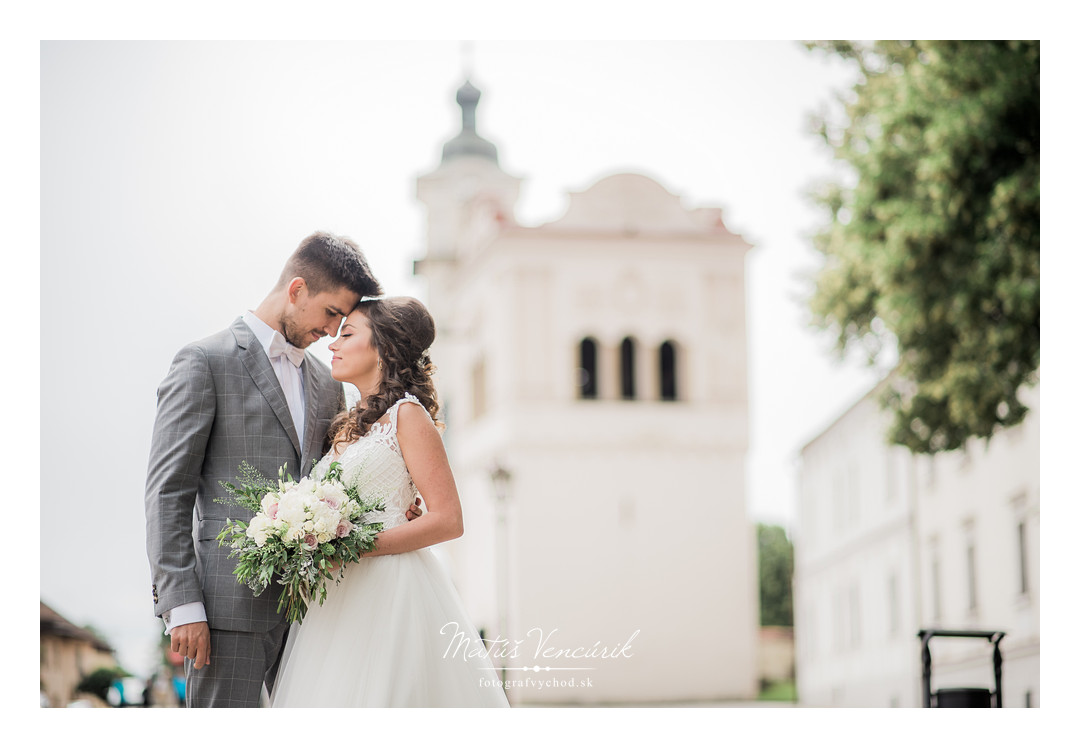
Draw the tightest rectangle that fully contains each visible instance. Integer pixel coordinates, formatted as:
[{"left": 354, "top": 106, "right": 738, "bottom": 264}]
[
  {"left": 758, "top": 523, "right": 794, "bottom": 627},
  {"left": 806, "top": 41, "right": 1039, "bottom": 453},
  {"left": 76, "top": 666, "right": 129, "bottom": 702}
]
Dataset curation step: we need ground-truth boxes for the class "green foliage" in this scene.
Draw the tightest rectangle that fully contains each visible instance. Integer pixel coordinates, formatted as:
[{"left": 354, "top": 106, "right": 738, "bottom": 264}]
[
  {"left": 158, "top": 631, "right": 173, "bottom": 667},
  {"left": 757, "top": 524, "right": 794, "bottom": 627},
  {"left": 76, "top": 666, "right": 129, "bottom": 702},
  {"left": 758, "top": 678, "right": 797, "bottom": 702},
  {"left": 218, "top": 460, "right": 282, "bottom": 510},
  {"left": 805, "top": 41, "right": 1039, "bottom": 453}
]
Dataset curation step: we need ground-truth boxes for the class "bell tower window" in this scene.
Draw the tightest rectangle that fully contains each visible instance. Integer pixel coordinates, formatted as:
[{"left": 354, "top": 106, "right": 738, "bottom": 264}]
[
  {"left": 620, "top": 337, "right": 637, "bottom": 400},
  {"left": 660, "top": 340, "right": 678, "bottom": 401},
  {"left": 578, "top": 337, "right": 598, "bottom": 399}
]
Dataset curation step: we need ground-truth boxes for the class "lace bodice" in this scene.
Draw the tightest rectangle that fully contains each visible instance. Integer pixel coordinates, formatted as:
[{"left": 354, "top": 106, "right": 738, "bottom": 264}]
[{"left": 313, "top": 394, "right": 426, "bottom": 531}]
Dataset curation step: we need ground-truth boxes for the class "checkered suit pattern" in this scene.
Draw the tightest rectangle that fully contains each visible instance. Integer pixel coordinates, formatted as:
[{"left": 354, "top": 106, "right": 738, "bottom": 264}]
[
  {"left": 185, "top": 622, "right": 291, "bottom": 708},
  {"left": 145, "top": 318, "right": 345, "bottom": 706}
]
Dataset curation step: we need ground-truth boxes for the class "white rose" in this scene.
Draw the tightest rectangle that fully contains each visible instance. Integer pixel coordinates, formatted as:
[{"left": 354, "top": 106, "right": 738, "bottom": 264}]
[
  {"left": 260, "top": 495, "right": 280, "bottom": 519},
  {"left": 310, "top": 502, "right": 340, "bottom": 535},
  {"left": 275, "top": 492, "right": 309, "bottom": 543},
  {"left": 316, "top": 482, "right": 348, "bottom": 510},
  {"left": 246, "top": 515, "right": 273, "bottom": 547}
]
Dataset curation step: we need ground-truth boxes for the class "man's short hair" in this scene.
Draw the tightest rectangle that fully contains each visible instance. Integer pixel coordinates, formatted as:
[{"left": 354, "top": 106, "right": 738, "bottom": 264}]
[{"left": 276, "top": 231, "right": 382, "bottom": 298}]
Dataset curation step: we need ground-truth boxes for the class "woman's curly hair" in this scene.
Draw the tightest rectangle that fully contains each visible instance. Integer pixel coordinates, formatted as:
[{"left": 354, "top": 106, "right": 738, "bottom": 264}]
[{"left": 328, "top": 296, "right": 442, "bottom": 450}]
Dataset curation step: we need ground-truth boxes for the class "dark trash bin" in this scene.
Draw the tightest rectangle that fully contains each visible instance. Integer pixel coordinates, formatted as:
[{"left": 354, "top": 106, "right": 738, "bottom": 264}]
[
  {"left": 918, "top": 629, "right": 1006, "bottom": 708},
  {"left": 935, "top": 687, "right": 992, "bottom": 708}
]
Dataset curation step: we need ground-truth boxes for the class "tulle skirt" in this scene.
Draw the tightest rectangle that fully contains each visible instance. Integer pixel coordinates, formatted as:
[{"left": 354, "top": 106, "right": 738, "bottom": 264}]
[{"left": 269, "top": 548, "right": 509, "bottom": 707}]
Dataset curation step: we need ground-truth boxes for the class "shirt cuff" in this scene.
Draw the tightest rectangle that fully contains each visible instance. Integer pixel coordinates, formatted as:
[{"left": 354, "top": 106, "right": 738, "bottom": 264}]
[{"left": 163, "top": 602, "right": 207, "bottom": 634}]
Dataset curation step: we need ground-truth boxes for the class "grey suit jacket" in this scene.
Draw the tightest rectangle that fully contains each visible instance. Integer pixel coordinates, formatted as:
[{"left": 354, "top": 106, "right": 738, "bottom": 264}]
[{"left": 145, "top": 317, "right": 346, "bottom": 633}]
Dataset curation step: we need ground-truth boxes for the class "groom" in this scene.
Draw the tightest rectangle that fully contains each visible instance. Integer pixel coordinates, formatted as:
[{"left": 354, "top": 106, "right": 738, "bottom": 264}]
[{"left": 145, "top": 231, "right": 406, "bottom": 707}]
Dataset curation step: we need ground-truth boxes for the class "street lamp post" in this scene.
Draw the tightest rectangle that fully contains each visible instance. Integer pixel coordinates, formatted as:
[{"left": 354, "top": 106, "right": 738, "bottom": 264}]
[{"left": 489, "top": 461, "right": 512, "bottom": 694}]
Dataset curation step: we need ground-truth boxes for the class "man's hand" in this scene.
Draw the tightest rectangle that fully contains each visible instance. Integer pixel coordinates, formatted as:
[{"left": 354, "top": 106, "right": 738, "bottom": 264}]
[
  {"left": 405, "top": 497, "right": 423, "bottom": 521},
  {"left": 171, "top": 621, "right": 211, "bottom": 669}
]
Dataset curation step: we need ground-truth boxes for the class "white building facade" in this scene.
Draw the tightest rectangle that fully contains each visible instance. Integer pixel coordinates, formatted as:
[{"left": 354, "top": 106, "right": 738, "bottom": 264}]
[
  {"left": 414, "top": 80, "right": 759, "bottom": 704},
  {"left": 795, "top": 380, "right": 1040, "bottom": 707}
]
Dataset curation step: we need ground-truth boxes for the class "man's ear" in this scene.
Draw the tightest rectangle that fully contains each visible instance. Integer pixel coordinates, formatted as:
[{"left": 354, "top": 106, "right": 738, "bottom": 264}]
[{"left": 286, "top": 277, "right": 307, "bottom": 304}]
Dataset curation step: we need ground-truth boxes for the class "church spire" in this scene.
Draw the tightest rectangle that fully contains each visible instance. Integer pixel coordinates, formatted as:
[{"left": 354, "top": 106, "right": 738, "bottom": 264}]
[{"left": 441, "top": 78, "right": 499, "bottom": 164}]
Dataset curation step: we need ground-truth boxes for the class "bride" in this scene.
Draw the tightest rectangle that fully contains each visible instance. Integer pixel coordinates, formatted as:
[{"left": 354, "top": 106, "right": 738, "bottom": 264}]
[{"left": 269, "top": 297, "right": 509, "bottom": 707}]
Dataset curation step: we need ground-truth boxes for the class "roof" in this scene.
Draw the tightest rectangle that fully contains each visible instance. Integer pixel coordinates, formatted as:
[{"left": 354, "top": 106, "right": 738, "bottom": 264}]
[
  {"left": 40, "top": 601, "right": 114, "bottom": 652},
  {"left": 441, "top": 79, "right": 499, "bottom": 164},
  {"left": 797, "top": 370, "right": 896, "bottom": 456}
]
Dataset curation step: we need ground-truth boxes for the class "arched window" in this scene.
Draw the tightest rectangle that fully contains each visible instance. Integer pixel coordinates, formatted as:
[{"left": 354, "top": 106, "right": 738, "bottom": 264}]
[
  {"left": 620, "top": 337, "right": 636, "bottom": 400},
  {"left": 578, "top": 337, "right": 598, "bottom": 399},
  {"left": 659, "top": 340, "right": 678, "bottom": 401},
  {"left": 471, "top": 357, "right": 487, "bottom": 420}
]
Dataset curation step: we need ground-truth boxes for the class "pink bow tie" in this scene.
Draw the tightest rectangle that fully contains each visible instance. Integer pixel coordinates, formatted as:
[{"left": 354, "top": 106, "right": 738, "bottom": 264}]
[{"left": 268, "top": 336, "right": 305, "bottom": 367}]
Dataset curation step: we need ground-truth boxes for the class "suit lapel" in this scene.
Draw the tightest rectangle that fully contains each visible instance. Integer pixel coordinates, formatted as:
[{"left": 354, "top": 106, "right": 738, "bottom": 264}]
[
  {"left": 300, "top": 356, "right": 321, "bottom": 474},
  {"left": 232, "top": 319, "right": 302, "bottom": 458}
]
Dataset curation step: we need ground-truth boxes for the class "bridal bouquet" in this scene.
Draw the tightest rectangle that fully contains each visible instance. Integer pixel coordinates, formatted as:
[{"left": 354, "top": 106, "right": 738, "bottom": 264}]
[{"left": 215, "top": 461, "right": 384, "bottom": 624}]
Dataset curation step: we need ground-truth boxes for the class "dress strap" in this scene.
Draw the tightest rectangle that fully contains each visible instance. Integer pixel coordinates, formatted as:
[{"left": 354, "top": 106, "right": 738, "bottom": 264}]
[{"left": 388, "top": 393, "right": 424, "bottom": 433}]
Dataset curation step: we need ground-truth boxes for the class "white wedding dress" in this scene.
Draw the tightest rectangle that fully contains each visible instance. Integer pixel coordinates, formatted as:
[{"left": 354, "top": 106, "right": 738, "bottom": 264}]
[{"left": 269, "top": 394, "right": 509, "bottom": 707}]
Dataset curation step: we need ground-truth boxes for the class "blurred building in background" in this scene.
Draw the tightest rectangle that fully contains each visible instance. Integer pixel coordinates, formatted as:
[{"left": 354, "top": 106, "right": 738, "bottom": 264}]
[
  {"left": 794, "top": 378, "right": 1039, "bottom": 707},
  {"left": 414, "top": 80, "right": 759, "bottom": 704},
  {"left": 40, "top": 601, "right": 118, "bottom": 707}
]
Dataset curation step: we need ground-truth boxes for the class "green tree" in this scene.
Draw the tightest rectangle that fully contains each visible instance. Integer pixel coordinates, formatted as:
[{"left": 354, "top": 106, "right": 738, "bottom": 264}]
[
  {"left": 805, "top": 41, "right": 1039, "bottom": 453},
  {"left": 76, "top": 666, "right": 129, "bottom": 703},
  {"left": 758, "top": 523, "right": 794, "bottom": 627},
  {"left": 159, "top": 630, "right": 173, "bottom": 666}
]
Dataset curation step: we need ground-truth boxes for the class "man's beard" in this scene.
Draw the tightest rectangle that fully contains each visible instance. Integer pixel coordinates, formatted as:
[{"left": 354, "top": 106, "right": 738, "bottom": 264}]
[{"left": 279, "top": 313, "right": 314, "bottom": 349}]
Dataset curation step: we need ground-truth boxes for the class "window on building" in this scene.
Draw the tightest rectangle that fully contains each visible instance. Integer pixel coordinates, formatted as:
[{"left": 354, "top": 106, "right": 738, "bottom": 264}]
[
  {"left": 850, "top": 583, "right": 861, "bottom": 649},
  {"left": 833, "top": 590, "right": 844, "bottom": 654},
  {"left": 888, "top": 572, "right": 900, "bottom": 637},
  {"left": 471, "top": 357, "right": 486, "bottom": 420},
  {"left": 832, "top": 468, "right": 845, "bottom": 533},
  {"left": 1018, "top": 519, "right": 1029, "bottom": 596},
  {"left": 884, "top": 448, "right": 896, "bottom": 506},
  {"left": 620, "top": 337, "right": 636, "bottom": 400},
  {"left": 930, "top": 540, "right": 942, "bottom": 623},
  {"left": 659, "top": 340, "right": 678, "bottom": 401},
  {"left": 848, "top": 463, "right": 860, "bottom": 526},
  {"left": 966, "top": 536, "right": 978, "bottom": 613},
  {"left": 578, "top": 338, "right": 598, "bottom": 399}
]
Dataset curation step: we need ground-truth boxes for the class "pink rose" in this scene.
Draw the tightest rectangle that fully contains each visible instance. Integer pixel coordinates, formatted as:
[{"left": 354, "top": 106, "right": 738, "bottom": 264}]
[
  {"left": 322, "top": 496, "right": 341, "bottom": 510},
  {"left": 302, "top": 533, "right": 319, "bottom": 551},
  {"left": 266, "top": 502, "right": 279, "bottom": 519},
  {"left": 336, "top": 520, "right": 353, "bottom": 538}
]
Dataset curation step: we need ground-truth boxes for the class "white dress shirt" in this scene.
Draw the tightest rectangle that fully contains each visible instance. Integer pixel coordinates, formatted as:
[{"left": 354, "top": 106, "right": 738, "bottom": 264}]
[
  {"left": 163, "top": 311, "right": 307, "bottom": 634},
  {"left": 243, "top": 310, "right": 307, "bottom": 440}
]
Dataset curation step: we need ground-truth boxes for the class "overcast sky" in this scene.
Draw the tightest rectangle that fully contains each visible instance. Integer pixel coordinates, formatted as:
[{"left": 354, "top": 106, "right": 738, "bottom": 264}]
[{"left": 32, "top": 31, "right": 1069, "bottom": 725}]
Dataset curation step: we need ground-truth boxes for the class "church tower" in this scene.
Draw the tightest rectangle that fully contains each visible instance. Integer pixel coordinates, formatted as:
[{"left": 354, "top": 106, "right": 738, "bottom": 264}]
[
  {"left": 415, "top": 80, "right": 758, "bottom": 704},
  {"left": 415, "top": 80, "right": 522, "bottom": 320}
]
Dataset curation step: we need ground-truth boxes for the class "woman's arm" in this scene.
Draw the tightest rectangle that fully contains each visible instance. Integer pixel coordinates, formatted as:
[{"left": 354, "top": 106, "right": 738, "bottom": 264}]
[{"left": 361, "top": 402, "right": 464, "bottom": 557}]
